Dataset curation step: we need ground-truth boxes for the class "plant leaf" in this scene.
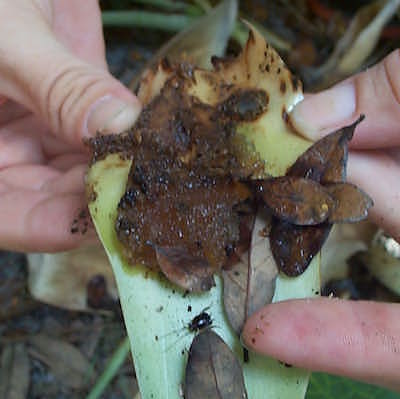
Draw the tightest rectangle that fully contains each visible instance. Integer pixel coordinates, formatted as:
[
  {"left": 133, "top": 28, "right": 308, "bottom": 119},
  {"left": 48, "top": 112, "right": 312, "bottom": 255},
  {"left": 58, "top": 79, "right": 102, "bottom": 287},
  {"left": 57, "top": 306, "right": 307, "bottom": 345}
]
[
  {"left": 288, "top": 117, "right": 363, "bottom": 183},
  {"left": 306, "top": 372, "right": 400, "bottom": 399},
  {"left": 270, "top": 221, "right": 331, "bottom": 277},
  {"left": 87, "top": 22, "right": 321, "bottom": 399},
  {"left": 155, "top": 246, "right": 215, "bottom": 292},
  {"left": 130, "top": 0, "right": 238, "bottom": 91},
  {"left": 222, "top": 209, "right": 278, "bottom": 335},
  {"left": 27, "top": 245, "right": 117, "bottom": 312},
  {"left": 325, "top": 183, "right": 373, "bottom": 223},
  {"left": 259, "top": 177, "right": 335, "bottom": 225},
  {"left": 184, "top": 330, "right": 248, "bottom": 399}
]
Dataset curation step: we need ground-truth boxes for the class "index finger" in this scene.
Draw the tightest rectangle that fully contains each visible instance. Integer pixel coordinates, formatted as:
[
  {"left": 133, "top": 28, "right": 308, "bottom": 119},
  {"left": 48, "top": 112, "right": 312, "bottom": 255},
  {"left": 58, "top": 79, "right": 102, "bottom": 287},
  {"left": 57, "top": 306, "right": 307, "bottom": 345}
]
[{"left": 242, "top": 298, "right": 400, "bottom": 392}]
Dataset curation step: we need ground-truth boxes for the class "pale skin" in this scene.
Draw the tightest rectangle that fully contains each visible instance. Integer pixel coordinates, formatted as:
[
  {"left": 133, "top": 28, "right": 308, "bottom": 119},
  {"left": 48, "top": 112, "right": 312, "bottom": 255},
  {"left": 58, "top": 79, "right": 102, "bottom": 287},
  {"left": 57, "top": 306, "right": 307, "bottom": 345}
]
[{"left": 0, "top": 0, "right": 399, "bottom": 392}]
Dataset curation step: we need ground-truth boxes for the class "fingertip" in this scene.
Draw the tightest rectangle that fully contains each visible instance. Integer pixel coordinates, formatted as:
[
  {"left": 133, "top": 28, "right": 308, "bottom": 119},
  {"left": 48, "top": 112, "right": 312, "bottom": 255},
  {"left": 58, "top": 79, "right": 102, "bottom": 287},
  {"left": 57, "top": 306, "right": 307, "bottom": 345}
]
[
  {"left": 290, "top": 83, "right": 356, "bottom": 141},
  {"left": 84, "top": 92, "right": 141, "bottom": 138}
]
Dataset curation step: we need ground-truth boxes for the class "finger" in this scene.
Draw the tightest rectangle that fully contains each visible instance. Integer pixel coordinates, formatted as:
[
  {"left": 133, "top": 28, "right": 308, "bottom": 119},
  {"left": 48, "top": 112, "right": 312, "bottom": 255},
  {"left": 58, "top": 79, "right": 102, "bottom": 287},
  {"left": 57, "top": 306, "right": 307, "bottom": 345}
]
[
  {"left": 0, "top": 1, "right": 141, "bottom": 147},
  {"left": 0, "top": 100, "right": 30, "bottom": 125},
  {"left": 291, "top": 50, "right": 400, "bottom": 149},
  {"left": 0, "top": 115, "right": 45, "bottom": 168},
  {"left": 0, "top": 165, "right": 60, "bottom": 190},
  {"left": 52, "top": 0, "right": 107, "bottom": 68},
  {"left": 242, "top": 298, "right": 400, "bottom": 391},
  {"left": 41, "top": 164, "right": 86, "bottom": 194},
  {"left": 348, "top": 151, "right": 400, "bottom": 242},
  {"left": 47, "top": 153, "right": 89, "bottom": 171},
  {"left": 0, "top": 189, "right": 96, "bottom": 252}
]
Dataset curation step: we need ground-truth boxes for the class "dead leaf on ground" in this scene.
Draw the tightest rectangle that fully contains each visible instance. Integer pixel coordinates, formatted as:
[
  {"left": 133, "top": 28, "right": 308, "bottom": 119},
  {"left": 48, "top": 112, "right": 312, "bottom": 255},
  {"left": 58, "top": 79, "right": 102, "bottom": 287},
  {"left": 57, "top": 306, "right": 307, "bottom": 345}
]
[
  {"left": 0, "top": 344, "right": 30, "bottom": 399},
  {"left": 28, "top": 244, "right": 118, "bottom": 312},
  {"left": 28, "top": 334, "right": 94, "bottom": 390},
  {"left": 155, "top": 246, "right": 216, "bottom": 292},
  {"left": 222, "top": 209, "right": 278, "bottom": 334},
  {"left": 184, "top": 330, "right": 247, "bottom": 399}
]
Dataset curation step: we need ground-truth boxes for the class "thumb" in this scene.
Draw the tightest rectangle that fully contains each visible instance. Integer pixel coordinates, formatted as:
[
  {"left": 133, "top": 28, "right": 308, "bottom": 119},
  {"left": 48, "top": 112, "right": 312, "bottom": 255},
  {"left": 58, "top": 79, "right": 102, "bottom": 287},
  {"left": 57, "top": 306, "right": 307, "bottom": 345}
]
[
  {"left": 0, "top": 3, "right": 141, "bottom": 146},
  {"left": 291, "top": 50, "right": 400, "bottom": 149}
]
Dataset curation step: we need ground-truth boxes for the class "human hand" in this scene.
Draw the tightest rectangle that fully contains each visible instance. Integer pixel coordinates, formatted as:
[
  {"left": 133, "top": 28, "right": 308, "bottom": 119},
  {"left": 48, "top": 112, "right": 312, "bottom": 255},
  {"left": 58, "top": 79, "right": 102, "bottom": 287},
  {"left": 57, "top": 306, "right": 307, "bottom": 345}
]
[
  {"left": 242, "top": 50, "right": 400, "bottom": 391},
  {"left": 0, "top": 0, "right": 141, "bottom": 252}
]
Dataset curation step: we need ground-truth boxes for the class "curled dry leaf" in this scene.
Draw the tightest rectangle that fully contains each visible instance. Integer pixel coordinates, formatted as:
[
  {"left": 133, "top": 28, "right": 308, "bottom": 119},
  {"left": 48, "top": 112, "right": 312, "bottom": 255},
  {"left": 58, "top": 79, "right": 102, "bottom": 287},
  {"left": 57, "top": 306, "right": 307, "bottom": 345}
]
[
  {"left": 155, "top": 246, "right": 215, "bottom": 293},
  {"left": 258, "top": 177, "right": 335, "bottom": 225},
  {"left": 222, "top": 210, "right": 278, "bottom": 334},
  {"left": 326, "top": 183, "right": 373, "bottom": 223},
  {"left": 184, "top": 330, "right": 248, "bottom": 399},
  {"left": 269, "top": 116, "right": 371, "bottom": 277},
  {"left": 288, "top": 116, "right": 364, "bottom": 183}
]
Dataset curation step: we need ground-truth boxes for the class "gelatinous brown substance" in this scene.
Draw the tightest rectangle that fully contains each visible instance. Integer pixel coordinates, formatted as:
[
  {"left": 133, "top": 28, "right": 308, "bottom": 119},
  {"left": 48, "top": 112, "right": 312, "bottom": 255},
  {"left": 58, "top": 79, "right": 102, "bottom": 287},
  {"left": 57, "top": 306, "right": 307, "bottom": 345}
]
[{"left": 88, "top": 66, "right": 267, "bottom": 291}]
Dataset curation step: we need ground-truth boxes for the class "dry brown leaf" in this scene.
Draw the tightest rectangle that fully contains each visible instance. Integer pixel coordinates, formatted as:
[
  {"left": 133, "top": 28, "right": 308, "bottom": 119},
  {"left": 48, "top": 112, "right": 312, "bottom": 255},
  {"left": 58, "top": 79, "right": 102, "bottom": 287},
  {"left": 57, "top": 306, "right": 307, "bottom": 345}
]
[
  {"left": 27, "top": 244, "right": 117, "bottom": 311},
  {"left": 222, "top": 210, "right": 278, "bottom": 334},
  {"left": 259, "top": 177, "right": 335, "bottom": 225},
  {"left": 288, "top": 117, "right": 363, "bottom": 183},
  {"left": 0, "top": 344, "right": 30, "bottom": 399},
  {"left": 184, "top": 330, "right": 247, "bottom": 399},
  {"left": 326, "top": 183, "right": 373, "bottom": 223},
  {"left": 155, "top": 246, "right": 215, "bottom": 293},
  {"left": 269, "top": 117, "right": 370, "bottom": 277},
  {"left": 28, "top": 334, "right": 93, "bottom": 390}
]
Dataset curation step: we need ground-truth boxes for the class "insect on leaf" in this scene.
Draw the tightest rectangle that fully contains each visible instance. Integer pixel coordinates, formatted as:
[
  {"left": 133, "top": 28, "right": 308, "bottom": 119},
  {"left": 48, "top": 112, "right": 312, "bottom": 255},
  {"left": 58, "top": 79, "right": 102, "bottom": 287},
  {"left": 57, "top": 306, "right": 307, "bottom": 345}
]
[{"left": 184, "top": 330, "right": 248, "bottom": 399}]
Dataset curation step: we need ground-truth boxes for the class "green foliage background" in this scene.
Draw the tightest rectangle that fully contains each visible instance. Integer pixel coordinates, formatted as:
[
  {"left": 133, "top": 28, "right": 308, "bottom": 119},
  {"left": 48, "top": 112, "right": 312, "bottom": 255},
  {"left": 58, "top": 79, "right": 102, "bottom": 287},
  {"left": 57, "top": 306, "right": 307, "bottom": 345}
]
[{"left": 307, "top": 373, "right": 400, "bottom": 398}]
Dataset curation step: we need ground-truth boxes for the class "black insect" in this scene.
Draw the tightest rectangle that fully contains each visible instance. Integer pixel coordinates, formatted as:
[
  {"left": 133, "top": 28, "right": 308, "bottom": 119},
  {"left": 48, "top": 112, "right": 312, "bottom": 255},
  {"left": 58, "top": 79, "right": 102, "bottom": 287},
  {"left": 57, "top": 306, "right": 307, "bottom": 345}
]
[{"left": 188, "top": 311, "right": 212, "bottom": 333}]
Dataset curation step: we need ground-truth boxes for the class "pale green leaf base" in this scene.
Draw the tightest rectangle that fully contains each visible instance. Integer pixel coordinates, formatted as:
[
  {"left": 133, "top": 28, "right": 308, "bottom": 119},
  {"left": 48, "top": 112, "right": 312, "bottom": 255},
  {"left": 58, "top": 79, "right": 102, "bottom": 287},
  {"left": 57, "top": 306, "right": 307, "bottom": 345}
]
[{"left": 88, "top": 154, "right": 320, "bottom": 399}]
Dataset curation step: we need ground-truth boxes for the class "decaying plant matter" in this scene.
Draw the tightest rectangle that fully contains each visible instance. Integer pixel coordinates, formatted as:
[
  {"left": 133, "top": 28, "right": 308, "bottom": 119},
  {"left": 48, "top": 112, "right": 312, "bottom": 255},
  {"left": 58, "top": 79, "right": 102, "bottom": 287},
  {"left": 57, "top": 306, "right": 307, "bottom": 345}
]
[
  {"left": 88, "top": 49, "right": 371, "bottom": 294},
  {"left": 86, "top": 22, "right": 373, "bottom": 399}
]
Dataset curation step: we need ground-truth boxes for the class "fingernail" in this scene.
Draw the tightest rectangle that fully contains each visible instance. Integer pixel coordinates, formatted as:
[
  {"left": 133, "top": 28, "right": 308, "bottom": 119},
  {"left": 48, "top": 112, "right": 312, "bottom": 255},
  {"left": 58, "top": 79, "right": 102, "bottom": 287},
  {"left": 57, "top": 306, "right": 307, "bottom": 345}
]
[
  {"left": 291, "top": 83, "right": 356, "bottom": 140},
  {"left": 85, "top": 94, "right": 141, "bottom": 136}
]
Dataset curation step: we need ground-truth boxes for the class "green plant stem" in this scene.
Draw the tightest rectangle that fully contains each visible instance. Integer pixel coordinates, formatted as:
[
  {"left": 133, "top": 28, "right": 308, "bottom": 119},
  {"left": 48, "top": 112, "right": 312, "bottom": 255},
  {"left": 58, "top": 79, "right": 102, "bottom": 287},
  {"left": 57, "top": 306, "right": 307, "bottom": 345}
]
[
  {"left": 102, "top": 10, "right": 196, "bottom": 31},
  {"left": 86, "top": 337, "right": 131, "bottom": 399}
]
